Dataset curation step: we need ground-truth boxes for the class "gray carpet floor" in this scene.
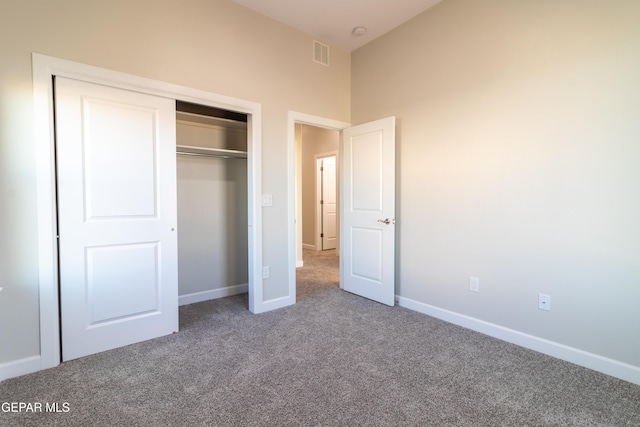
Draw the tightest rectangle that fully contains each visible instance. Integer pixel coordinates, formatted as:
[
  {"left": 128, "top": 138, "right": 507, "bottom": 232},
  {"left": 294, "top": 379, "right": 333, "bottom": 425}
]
[{"left": 1, "top": 249, "right": 639, "bottom": 426}]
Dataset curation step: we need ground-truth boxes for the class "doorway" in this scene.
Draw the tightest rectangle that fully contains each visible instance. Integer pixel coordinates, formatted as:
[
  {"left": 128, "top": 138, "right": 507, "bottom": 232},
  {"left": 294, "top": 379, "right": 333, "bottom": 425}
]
[
  {"left": 287, "top": 112, "right": 350, "bottom": 302},
  {"left": 33, "top": 54, "right": 264, "bottom": 371},
  {"left": 299, "top": 124, "right": 340, "bottom": 257},
  {"left": 298, "top": 125, "right": 339, "bottom": 260},
  {"left": 54, "top": 79, "right": 255, "bottom": 361},
  {"left": 288, "top": 112, "right": 397, "bottom": 308}
]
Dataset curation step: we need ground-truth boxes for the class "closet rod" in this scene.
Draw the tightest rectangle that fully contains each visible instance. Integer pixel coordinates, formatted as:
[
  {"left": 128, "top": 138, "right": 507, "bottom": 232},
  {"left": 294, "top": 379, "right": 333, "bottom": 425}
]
[{"left": 176, "top": 151, "right": 247, "bottom": 159}]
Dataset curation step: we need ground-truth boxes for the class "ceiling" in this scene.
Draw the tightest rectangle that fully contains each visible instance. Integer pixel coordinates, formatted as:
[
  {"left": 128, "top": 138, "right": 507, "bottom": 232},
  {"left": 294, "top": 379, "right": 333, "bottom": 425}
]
[{"left": 233, "top": 0, "right": 443, "bottom": 52}]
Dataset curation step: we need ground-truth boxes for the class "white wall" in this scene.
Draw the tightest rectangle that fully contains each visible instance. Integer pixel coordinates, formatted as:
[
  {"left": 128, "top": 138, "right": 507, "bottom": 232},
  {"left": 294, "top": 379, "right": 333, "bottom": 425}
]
[
  {"left": 352, "top": 0, "right": 640, "bottom": 375},
  {"left": 0, "top": 0, "right": 349, "bottom": 369}
]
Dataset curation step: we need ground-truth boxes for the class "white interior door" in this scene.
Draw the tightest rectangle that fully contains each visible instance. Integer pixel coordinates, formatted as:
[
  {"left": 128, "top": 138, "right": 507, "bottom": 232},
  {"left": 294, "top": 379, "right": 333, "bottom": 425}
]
[
  {"left": 321, "top": 156, "right": 337, "bottom": 250},
  {"left": 55, "top": 77, "right": 178, "bottom": 361},
  {"left": 341, "top": 117, "right": 395, "bottom": 306}
]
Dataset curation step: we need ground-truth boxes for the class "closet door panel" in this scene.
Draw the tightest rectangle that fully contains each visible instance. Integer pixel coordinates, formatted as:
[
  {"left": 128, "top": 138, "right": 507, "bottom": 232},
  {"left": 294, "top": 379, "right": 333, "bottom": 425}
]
[{"left": 56, "top": 77, "right": 178, "bottom": 361}]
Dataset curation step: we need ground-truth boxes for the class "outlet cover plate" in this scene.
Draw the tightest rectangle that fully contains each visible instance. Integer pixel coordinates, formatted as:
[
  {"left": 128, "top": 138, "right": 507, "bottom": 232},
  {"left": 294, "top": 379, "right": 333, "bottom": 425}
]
[
  {"left": 469, "top": 276, "right": 480, "bottom": 293},
  {"left": 539, "top": 293, "right": 551, "bottom": 311}
]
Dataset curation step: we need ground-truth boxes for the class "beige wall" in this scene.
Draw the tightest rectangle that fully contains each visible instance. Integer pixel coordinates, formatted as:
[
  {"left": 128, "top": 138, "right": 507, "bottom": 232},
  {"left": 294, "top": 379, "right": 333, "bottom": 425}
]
[
  {"left": 300, "top": 125, "right": 340, "bottom": 248},
  {"left": 352, "top": 0, "right": 640, "bottom": 368},
  {"left": 0, "top": 0, "right": 349, "bottom": 366}
]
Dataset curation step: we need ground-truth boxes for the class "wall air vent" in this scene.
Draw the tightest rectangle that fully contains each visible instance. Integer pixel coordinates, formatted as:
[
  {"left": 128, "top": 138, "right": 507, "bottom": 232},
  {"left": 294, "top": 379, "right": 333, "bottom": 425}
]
[{"left": 313, "top": 40, "right": 330, "bottom": 66}]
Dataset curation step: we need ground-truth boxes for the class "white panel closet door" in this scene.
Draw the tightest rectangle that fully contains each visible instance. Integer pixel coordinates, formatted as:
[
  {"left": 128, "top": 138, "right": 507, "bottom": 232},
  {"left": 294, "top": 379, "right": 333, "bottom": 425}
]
[
  {"left": 341, "top": 117, "right": 395, "bottom": 306},
  {"left": 55, "top": 77, "right": 178, "bottom": 361}
]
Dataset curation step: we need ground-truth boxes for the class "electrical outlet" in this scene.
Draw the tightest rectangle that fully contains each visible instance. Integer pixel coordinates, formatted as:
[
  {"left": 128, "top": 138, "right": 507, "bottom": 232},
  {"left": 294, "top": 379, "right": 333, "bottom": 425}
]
[
  {"left": 261, "top": 194, "right": 273, "bottom": 207},
  {"left": 262, "top": 266, "right": 270, "bottom": 279},
  {"left": 538, "top": 293, "right": 551, "bottom": 311},
  {"left": 469, "top": 276, "right": 480, "bottom": 293}
]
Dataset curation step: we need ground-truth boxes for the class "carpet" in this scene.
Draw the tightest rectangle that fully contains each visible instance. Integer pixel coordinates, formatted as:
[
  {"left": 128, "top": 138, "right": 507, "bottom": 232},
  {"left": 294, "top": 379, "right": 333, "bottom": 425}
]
[{"left": 1, "top": 249, "right": 639, "bottom": 426}]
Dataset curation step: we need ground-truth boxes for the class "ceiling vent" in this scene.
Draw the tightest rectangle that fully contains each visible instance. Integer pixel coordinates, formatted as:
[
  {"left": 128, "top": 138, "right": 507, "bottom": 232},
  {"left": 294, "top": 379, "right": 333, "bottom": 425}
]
[{"left": 313, "top": 40, "right": 330, "bottom": 66}]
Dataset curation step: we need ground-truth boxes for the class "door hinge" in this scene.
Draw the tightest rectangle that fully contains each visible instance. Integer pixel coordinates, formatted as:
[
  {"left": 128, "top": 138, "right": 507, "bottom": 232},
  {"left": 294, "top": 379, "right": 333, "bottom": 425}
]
[
  {"left": 321, "top": 233, "right": 324, "bottom": 238},
  {"left": 320, "top": 200, "right": 324, "bottom": 205},
  {"left": 320, "top": 166, "right": 324, "bottom": 171}
]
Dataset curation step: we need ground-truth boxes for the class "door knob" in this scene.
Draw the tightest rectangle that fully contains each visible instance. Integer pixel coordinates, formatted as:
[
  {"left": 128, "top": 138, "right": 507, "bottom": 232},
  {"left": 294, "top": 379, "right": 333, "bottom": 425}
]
[{"left": 378, "top": 218, "right": 391, "bottom": 225}]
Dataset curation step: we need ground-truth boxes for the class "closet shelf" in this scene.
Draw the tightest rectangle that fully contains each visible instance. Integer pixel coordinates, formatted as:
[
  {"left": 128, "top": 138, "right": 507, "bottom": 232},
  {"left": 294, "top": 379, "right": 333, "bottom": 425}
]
[{"left": 176, "top": 144, "right": 247, "bottom": 159}]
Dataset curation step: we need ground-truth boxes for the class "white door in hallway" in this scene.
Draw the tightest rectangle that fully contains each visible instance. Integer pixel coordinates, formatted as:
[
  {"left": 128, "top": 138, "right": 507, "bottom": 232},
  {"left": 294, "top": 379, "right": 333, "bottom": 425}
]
[
  {"left": 341, "top": 117, "right": 395, "bottom": 306},
  {"left": 55, "top": 77, "right": 179, "bottom": 361},
  {"left": 321, "top": 156, "right": 337, "bottom": 250}
]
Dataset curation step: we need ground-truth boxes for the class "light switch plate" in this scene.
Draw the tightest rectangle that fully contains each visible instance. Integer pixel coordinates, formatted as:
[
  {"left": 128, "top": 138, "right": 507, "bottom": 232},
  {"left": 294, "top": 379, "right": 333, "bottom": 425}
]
[{"left": 262, "top": 194, "right": 273, "bottom": 207}]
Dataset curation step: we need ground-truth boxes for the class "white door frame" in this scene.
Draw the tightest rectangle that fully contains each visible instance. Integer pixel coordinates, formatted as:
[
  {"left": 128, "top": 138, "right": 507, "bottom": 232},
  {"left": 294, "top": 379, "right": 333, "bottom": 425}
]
[
  {"left": 287, "top": 112, "right": 350, "bottom": 297},
  {"left": 315, "top": 152, "right": 338, "bottom": 251},
  {"left": 33, "top": 53, "right": 263, "bottom": 373}
]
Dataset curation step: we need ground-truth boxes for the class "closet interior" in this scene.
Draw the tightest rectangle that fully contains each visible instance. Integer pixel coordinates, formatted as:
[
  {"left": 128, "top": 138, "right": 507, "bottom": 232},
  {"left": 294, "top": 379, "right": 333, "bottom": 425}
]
[{"left": 176, "top": 101, "right": 249, "bottom": 305}]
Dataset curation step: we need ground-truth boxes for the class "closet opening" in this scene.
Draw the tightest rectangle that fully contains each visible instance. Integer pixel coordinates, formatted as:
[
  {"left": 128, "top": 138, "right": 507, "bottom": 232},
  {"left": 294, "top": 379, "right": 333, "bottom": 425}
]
[
  {"left": 176, "top": 101, "right": 250, "bottom": 307},
  {"left": 34, "top": 53, "right": 266, "bottom": 372}
]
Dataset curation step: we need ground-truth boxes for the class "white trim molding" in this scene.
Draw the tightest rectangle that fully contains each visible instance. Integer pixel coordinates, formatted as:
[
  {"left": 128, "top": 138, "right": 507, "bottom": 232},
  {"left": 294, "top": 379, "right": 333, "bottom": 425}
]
[
  {"left": 178, "top": 284, "right": 249, "bottom": 306},
  {"left": 396, "top": 295, "right": 640, "bottom": 386},
  {"left": 260, "top": 296, "right": 297, "bottom": 313},
  {"left": 0, "top": 356, "right": 43, "bottom": 382}
]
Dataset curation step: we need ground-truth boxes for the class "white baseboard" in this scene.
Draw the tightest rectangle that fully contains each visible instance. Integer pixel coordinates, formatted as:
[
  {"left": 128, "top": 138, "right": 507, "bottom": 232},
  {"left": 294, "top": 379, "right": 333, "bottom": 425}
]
[
  {"left": 253, "top": 295, "right": 295, "bottom": 314},
  {"left": 396, "top": 296, "right": 640, "bottom": 386},
  {"left": 179, "top": 283, "right": 248, "bottom": 306},
  {"left": 302, "top": 243, "right": 315, "bottom": 250},
  {"left": 296, "top": 260, "right": 304, "bottom": 268},
  {"left": 0, "top": 355, "right": 42, "bottom": 382}
]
